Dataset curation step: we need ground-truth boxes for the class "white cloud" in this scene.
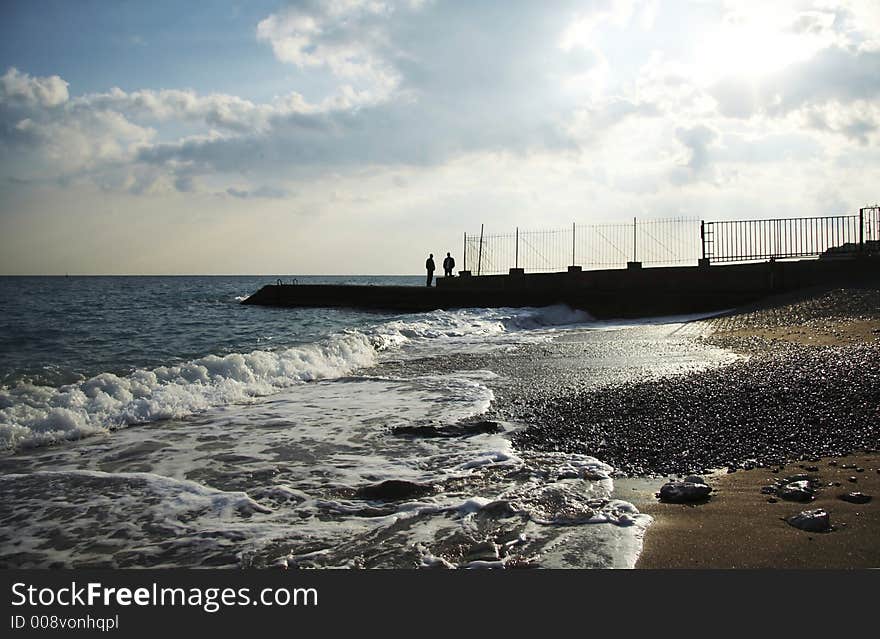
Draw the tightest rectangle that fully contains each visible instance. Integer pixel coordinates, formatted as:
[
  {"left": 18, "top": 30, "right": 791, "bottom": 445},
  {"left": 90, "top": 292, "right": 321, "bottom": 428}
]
[
  {"left": 1, "top": 70, "right": 156, "bottom": 180},
  {"left": 256, "top": 0, "right": 404, "bottom": 100},
  {"left": 0, "top": 68, "right": 386, "bottom": 194},
  {"left": 80, "top": 88, "right": 271, "bottom": 133},
  {"left": 0, "top": 68, "right": 69, "bottom": 108}
]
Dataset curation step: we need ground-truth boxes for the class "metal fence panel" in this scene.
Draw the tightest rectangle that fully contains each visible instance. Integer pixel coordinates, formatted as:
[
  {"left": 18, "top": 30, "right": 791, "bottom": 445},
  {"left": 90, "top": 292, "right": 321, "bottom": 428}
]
[
  {"left": 703, "top": 215, "right": 863, "bottom": 263},
  {"left": 462, "top": 210, "right": 877, "bottom": 275},
  {"left": 464, "top": 218, "right": 700, "bottom": 275}
]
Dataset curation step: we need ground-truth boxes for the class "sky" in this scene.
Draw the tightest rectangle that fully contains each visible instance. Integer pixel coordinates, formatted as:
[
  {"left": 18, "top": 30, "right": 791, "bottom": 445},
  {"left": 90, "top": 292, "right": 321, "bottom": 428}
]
[{"left": 1, "top": 0, "right": 878, "bottom": 275}]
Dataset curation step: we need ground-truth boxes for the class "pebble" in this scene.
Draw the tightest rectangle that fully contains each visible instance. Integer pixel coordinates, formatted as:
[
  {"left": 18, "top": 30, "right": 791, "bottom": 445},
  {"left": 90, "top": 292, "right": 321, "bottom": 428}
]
[
  {"left": 778, "top": 481, "right": 815, "bottom": 503},
  {"left": 839, "top": 492, "right": 872, "bottom": 504},
  {"left": 787, "top": 509, "right": 832, "bottom": 533},
  {"left": 658, "top": 480, "right": 712, "bottom": 503}
]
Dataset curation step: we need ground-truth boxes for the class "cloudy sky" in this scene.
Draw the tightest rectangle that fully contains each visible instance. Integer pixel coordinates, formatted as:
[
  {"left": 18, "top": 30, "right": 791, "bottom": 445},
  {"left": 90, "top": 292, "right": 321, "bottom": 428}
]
[{"left": 1, "top": 0, "right": 878, "bottom": 274}]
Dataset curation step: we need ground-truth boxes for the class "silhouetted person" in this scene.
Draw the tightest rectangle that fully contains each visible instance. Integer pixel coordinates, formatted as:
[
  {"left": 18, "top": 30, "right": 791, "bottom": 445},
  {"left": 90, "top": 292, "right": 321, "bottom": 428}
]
[
  {"left": 443, "top": 252, "right": 455, "bottom": 277},
  {"left": 425, "top": 253, "right": 435, "bottom": 287}
]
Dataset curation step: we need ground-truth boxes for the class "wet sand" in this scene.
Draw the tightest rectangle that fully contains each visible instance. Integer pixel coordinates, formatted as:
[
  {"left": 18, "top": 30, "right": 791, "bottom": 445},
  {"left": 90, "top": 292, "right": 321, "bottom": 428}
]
[
  {"left": 634, "top": 454, "right": 880, "bottom": 568},
  {"left": 635, "top": 286, "right": 880, "bottom": 568}
]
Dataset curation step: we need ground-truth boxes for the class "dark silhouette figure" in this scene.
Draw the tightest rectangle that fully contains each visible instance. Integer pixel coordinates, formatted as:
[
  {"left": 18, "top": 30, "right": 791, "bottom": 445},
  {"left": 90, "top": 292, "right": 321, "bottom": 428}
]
[
  {"left": 443, "top": 252, "right": 455, "bottom": 277},
  {"left": 425, "top": 253, "right": 435, "bottom": 287}
]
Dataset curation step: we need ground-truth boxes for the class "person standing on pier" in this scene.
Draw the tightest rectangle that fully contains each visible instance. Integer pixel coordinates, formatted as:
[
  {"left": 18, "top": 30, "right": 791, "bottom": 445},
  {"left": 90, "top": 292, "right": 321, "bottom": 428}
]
[
  {"left": 425, "top": 253, "right": 435, "bottom": 287},
  {"left": 443, "top": 252, "right": 455, "bottom": 277}
]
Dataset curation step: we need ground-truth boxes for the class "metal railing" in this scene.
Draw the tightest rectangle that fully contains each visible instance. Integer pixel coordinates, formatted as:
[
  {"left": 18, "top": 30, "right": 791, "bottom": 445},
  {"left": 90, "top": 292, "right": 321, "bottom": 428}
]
[
  {"left": 461, "top": 208, "right": 879, "bottom": 275},
  {"left": 702, "top": 207, "right": 880, "bottom": 263}
]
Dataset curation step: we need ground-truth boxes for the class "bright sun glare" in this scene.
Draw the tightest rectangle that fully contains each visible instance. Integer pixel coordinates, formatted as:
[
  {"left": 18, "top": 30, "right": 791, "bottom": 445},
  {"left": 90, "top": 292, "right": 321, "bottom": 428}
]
[{"left": 694, "top": 13, "right": 829, "bottom": 82}]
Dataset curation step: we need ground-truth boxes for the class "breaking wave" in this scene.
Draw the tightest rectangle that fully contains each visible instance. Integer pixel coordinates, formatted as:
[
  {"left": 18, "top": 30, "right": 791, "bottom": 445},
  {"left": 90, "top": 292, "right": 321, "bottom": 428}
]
[{"left": 0, "top": 305, "right": 591, "bottom": 450}]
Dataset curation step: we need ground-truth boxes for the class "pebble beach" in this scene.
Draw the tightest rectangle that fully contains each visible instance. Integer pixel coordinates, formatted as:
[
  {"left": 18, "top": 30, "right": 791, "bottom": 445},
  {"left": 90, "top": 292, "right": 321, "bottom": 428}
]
[
  {"left": 512, "top": 288, "right": 880, "bottom": 477},
  {"left": 635, "top": 286, "right": 880, "bottom": 568},
  {"left": 502, "top": 286, "right": 880, "bottom": 568},
  {"left": 371, "top": 285, "right": 879, "bottom": 568}
]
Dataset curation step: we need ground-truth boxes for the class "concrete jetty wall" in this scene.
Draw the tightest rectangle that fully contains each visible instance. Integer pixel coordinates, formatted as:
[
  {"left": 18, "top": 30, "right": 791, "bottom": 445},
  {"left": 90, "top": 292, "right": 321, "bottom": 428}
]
[{"left": 241, "top": 256, "right": 880, "bottom": 318}]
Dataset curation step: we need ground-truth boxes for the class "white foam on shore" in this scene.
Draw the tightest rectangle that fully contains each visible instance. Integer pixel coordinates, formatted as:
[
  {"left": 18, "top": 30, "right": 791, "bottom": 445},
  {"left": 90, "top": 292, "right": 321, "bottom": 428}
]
[
  {"left": 0, "top": 372, "right": 509, "bottom": 568},
  {"left": 282, "top": 451, "right": 652, "bottom": 569},
  {"left": 0, "top": 305, "right": 588, "bottom": 451},
  {"left": 0, "top": 470, "right": 278, "bottom": 568},
  {"left": 0, "top": 370, "right": 654, "bottom": 569}
]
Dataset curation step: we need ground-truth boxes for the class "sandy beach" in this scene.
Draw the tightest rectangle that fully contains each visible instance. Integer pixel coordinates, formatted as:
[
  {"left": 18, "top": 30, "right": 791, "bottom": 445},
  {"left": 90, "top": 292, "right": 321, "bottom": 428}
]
[
  {"left": 635, "top": 286, "right": 880, "bottom": 568},
  {"left": 634, "top": 453, "right": 880, "bottom": 568}
]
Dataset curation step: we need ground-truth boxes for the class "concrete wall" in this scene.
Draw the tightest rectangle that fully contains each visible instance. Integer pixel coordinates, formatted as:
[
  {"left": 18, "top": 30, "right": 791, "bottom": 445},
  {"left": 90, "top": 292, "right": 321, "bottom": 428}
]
[{"left": 243, "top": 256, "right": 880, "bottom": 318}]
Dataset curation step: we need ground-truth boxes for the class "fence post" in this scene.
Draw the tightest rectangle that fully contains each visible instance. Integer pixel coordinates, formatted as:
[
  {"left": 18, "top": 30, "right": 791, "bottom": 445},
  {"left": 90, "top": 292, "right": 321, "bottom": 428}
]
[
  {"left": 463, "top": 232, "right": 467, "bottom": 271},
  {"left": 633, "top": 216, "right": 637, "bottom": 263},
  {"left": 776, "top": 219, "right": 782, "bottom": 259},
  {"left": 572, "top": 222, "right": 576, "bottom": 266},
  {"left": 515, "top": 226, "right": 519, "bottom": 269},
  {"left": 477, "top": 223, "right": 484, "bottom": 277},
  {"left": 860, "top": 208, "right": 865, "bottom": 253},
  {"left": 700, "top": 221, "right": 706, "bottom": 261}
]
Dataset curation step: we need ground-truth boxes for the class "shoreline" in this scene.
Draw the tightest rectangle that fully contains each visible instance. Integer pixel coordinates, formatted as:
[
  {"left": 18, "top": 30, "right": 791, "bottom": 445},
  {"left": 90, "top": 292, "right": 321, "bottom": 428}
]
[
  {"left": 453, "top": 284, "right": 879, "bottom": 568},
  {"left": 374, "top": 284, "right": 879, "bottom": 568},
  {"left": 633, "top": 286, "right": 879, "bottom": 568}
]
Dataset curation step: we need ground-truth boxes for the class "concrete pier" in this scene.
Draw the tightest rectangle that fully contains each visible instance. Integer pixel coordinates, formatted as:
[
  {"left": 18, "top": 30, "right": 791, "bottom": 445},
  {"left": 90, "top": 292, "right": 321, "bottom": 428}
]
[{"left": 241, "top": 256, "right": 880, "bottom": 318}]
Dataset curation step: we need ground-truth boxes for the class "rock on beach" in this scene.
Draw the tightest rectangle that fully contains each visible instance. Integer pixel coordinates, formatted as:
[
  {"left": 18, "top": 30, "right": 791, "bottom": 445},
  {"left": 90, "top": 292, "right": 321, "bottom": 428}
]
[
  {"left": 658, "top": 479, "right": 712, "bottom": 503},
  {"left": 355, "top": 480, "right": 435, "bottom": 501},
  {"left": 787, "top": 509, "right": 832, "bottom": 533},
  {"left": 777, "top": 480, "right": 816, "bottom": 502}
]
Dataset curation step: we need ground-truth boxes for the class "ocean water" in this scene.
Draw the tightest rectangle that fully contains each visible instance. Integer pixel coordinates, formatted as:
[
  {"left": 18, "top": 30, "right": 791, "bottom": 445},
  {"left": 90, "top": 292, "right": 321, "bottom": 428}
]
[{"left": 0, "top": 276, "right": 733, "bottom": 569}]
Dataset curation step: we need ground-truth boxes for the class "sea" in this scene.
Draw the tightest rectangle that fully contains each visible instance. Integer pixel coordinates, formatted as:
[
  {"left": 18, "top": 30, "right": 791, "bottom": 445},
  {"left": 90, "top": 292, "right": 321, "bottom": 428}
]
[{"left": 0, "top": 275, "right": 735, "bottom": 569}]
